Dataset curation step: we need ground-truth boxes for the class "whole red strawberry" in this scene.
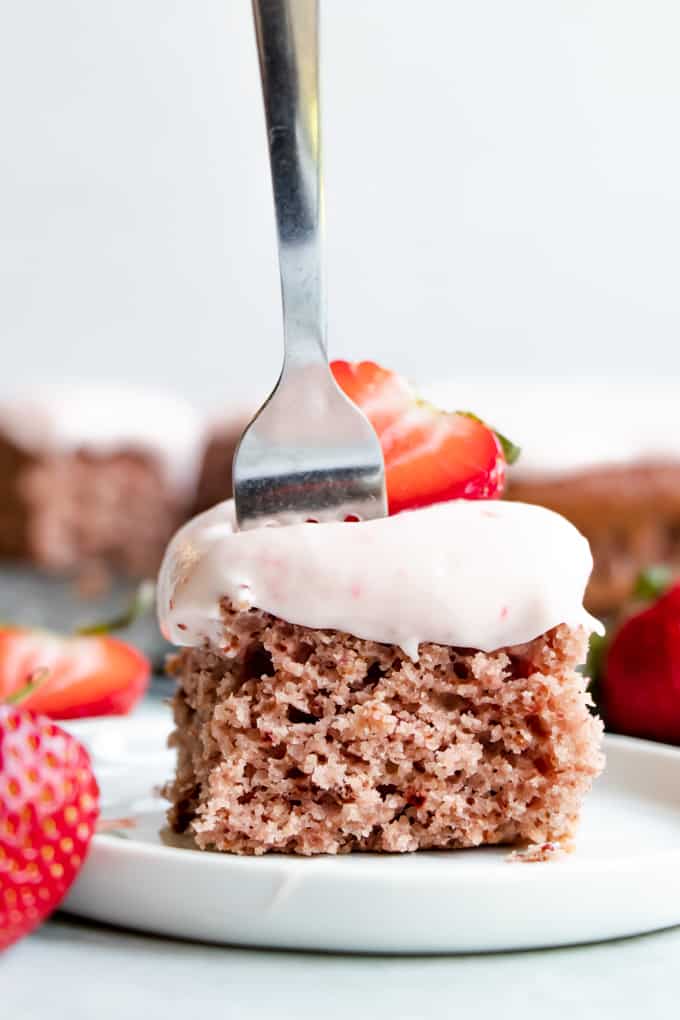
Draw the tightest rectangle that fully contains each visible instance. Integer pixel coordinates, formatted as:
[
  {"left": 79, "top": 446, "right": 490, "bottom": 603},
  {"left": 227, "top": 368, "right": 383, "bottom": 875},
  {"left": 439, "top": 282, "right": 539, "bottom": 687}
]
[
  {"left": 0, "top": 705, "right": 99, "bottom": 949},
  {"left": 602, "top": 581, "right": 680, "bottom": 744},
  {"left": 331, "top": 360, "right": 517, "bottom": 514}
]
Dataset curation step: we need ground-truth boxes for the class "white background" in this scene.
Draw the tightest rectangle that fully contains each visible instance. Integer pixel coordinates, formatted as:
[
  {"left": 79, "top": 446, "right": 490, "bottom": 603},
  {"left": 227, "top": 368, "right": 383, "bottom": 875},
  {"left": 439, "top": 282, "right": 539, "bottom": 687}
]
[{"left": 1, "top": 1, "right": 679, "bottom": 408}]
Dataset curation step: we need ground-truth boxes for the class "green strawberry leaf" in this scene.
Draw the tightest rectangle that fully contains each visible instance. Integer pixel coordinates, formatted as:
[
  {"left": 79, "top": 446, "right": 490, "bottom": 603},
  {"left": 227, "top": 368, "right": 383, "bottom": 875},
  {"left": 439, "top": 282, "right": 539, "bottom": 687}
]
[
  {"left": 584, "top": 631, "right": 607, "bottom": 712},
  {"left": 459, "top": 411, "right": 521, "bottom": 466},
  {"left": 493, "top": 429, "right": 521, "bottom": 466},
  {"left": 633, "top": 565, "right": 673, "bottom": 603}
]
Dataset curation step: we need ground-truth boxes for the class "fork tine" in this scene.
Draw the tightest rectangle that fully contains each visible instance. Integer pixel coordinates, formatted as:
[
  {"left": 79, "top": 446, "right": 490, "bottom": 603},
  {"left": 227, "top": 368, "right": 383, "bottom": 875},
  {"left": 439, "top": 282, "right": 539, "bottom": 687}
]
[{"left": 234, "top": 363, "right": 387, "bottom": 529}]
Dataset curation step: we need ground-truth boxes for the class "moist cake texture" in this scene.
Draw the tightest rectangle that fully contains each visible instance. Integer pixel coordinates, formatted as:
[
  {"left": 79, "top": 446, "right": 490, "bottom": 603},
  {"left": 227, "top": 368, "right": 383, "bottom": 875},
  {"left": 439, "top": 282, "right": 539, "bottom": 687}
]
[{"left": 166, "top": 605, "right": 602, "bottom": 855}]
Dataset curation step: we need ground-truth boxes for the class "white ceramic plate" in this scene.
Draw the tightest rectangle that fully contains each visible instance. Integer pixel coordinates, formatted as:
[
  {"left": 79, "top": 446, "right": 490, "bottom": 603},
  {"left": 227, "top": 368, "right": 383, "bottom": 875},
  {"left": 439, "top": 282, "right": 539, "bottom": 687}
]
[{"left": 63, "top": 704, "right": 680, "bottom": 953}]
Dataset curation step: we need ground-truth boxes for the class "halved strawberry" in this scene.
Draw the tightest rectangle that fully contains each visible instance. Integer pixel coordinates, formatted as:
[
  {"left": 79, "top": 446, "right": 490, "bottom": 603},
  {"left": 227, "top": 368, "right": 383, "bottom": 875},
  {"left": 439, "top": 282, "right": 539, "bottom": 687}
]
[
  {"left": 331, "top": 360, "right": 511, "bottom": 513},
  {"left": 0, "top": 629, "right": 150, "bottom": 721}
]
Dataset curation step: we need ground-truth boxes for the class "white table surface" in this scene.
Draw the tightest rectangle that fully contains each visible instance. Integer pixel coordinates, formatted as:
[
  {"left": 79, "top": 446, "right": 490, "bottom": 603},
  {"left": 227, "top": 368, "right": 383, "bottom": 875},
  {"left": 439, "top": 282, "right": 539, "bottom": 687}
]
[{"left": 4, "top": 914, "right": 679, "bottom": 1020}]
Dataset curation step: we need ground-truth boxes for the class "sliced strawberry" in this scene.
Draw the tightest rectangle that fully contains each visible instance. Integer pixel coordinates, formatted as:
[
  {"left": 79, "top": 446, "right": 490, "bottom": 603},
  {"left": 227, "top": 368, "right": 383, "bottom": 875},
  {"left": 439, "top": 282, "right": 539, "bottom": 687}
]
[
  {"left": 383, "top": 406, "right": 506, "bottom": 512},
  {"left": 0, "top": 705, "right": 100, "bottom": 949},
  {"left": 0, "top": 628, "right": 150, "bottom": 721},
  {"left": 331, "top": 360, "right": 507, "bottom": 513},
  {"left": 331, "top": 360, "right": 412, "bottom": 434}
]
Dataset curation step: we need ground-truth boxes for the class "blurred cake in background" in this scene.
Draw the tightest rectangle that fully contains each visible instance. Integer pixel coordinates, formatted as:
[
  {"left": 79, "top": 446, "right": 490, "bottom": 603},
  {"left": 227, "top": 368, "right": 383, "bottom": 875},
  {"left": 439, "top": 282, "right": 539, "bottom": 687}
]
[
  {"left": 7, "top": 372, "right": 677, "bottom": 618},
  {"left": 0, "top": 384, "right": 203, "bottom": 579},
  {"left": 424, "top": 380, "right": 680, "bottom": 615},
  {"left": 193, "top": 406, "right": 253, "bottom": 515}
]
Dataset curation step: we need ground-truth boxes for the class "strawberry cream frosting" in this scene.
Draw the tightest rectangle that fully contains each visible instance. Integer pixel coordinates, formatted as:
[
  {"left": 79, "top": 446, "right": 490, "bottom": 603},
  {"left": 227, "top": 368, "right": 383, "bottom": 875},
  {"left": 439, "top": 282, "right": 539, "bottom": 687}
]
[{"left": 158, "top": 499, "right": 601, "bottom": 660}]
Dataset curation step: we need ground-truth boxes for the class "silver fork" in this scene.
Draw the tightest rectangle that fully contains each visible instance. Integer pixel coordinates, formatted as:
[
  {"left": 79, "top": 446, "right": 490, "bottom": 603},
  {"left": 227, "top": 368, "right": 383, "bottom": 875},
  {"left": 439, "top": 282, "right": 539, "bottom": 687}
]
[{"left": 233, "top": 0, "right": 387, "bottom": 530}]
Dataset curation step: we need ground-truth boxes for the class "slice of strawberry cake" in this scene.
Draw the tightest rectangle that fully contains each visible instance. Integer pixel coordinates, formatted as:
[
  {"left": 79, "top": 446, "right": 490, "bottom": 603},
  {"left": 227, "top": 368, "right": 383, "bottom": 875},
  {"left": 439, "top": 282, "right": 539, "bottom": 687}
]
[
  {"left": 159, "top": 364, "right": 602, "bottom": 856},
  {"left": 159, "top": 498, "right": 602, "bottom": 855},
  {"left": 0, "top": 384, "right": 203, "bottom": 579}
]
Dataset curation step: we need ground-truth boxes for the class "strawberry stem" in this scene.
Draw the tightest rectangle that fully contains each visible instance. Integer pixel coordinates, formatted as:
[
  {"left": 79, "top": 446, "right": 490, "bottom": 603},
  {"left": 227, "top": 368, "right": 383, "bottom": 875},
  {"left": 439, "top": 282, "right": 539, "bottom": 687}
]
[
  {"left": 76, "top": 580, "right": 156, "bottom": 636},
  {"left": 5, "top": 667, "right": 50, "bottom": 706}
]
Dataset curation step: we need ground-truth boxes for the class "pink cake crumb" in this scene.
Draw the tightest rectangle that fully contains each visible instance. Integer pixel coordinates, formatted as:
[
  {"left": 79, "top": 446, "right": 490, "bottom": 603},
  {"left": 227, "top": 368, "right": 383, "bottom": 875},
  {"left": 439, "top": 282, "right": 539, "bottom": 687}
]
[
  {"left": 506, "top": 840, "right": 569, "bottom": 863},
  {"left": 164, "top": 601, "right": 603, "bottom": 856}
]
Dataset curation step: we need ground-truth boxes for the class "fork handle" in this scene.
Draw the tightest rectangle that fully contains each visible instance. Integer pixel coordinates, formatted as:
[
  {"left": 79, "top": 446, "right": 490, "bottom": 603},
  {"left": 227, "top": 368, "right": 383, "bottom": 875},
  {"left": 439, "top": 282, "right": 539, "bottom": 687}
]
[{"left": 252, "top": 0, "right": 325, "bottom": 367}]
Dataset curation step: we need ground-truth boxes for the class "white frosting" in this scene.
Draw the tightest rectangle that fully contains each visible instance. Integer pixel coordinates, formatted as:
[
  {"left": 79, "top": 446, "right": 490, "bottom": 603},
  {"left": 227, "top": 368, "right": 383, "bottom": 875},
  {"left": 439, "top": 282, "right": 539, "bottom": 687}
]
[
  {"left": 0, "top": 384, "right": 204, "bottom": 496},
  {"left": 422, "top": 379, "right": 680, "bottom": 479},
  {"left": 158, "top": 498, "right": 600, "bottom": 659}
]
